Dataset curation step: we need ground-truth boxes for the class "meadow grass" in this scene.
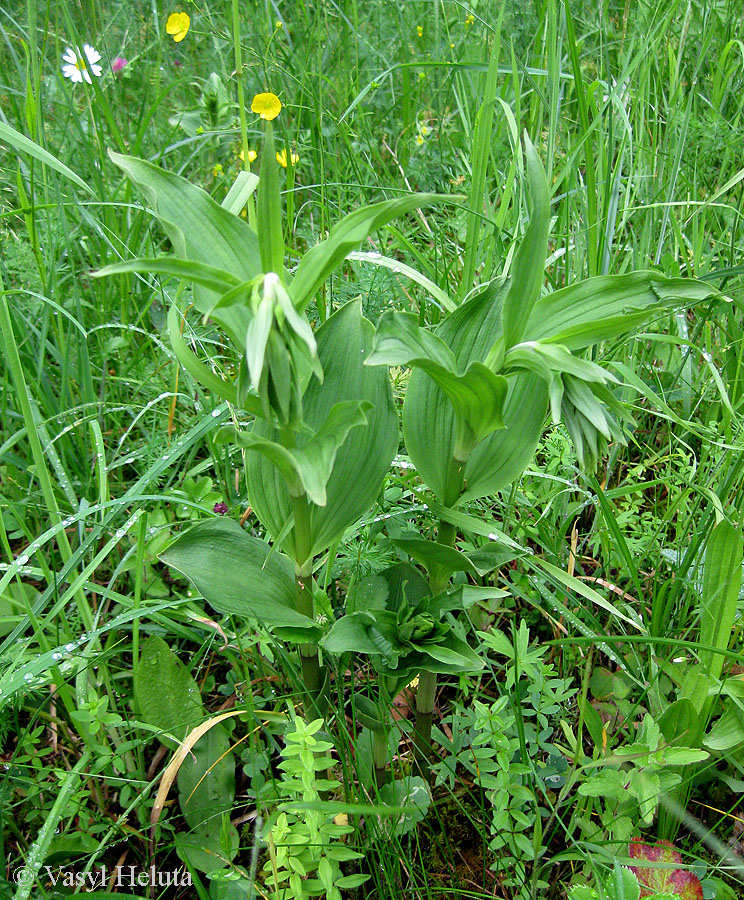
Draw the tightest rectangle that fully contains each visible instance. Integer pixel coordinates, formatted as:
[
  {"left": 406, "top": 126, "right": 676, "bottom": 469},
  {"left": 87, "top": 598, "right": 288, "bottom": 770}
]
[{"left": 2, "top": 1, "right": 744, "bottom": 898}]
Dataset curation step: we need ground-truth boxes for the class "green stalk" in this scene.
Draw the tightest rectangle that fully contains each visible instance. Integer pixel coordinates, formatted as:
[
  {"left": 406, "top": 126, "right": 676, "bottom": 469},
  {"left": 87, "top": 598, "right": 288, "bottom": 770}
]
[
  {"left": 291, "top": 492, "right": 326, "bottom": 718},
  {"left": 231, "top": 0, "right": 256, "bottom": 228},
  {"left": 413, "top": 476, "right": 461, "bottom": 777}
]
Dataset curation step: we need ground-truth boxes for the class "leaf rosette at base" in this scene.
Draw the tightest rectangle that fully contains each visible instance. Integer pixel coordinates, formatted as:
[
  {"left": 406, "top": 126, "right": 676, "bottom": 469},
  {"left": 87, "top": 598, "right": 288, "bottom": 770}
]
[{"left": 323, "top": 562, "right": 483, "bottom": 679}]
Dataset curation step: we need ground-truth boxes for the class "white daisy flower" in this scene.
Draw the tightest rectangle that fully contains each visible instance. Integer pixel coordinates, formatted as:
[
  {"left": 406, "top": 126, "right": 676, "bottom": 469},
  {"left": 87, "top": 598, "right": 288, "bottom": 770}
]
[{"left": 61, "top": 44, "right": 102, "bottom": 84}]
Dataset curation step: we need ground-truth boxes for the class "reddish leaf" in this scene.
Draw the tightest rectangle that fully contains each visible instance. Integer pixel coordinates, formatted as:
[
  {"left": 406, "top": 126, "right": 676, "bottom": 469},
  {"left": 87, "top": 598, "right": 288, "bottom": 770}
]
[{"left": 628, "top": 839, "right": 703, "bottom": 900}]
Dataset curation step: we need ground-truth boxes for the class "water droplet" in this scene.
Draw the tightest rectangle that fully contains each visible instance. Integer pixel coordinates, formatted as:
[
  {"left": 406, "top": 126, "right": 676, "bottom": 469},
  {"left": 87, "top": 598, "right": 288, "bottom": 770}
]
[
  {"left": 65, "top": 643, "right": 76, "bottom": 652},
  {"left": 16, "top": 555, "right": 28, "bottom": 567},
  {"left": 211, "top": 408, "right": 221, "bottom": 417}
]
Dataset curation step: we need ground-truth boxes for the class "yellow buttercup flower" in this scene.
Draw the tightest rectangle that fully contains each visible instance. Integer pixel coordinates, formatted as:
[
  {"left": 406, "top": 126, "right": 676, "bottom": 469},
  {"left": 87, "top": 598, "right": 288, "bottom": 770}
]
[
  {"left": 239, "top": 148, "right": 258, "bottom": 163},
  {"left": 212, "top": 163, "right": 224, "bottom": 176},
  {"left": 251, "top": 92, "right": 282, "bottom": 120},
  {"left": 166, "top": 12, "right": 190, "bottom": 42},
  {"left": 415, "top": 134, "right": 424, "bottom": 145},
  {"left": 465, "top": 12, "right": 475, "bottom": 26},
  {"left": 416, "top": 25, "right": 423, "bottom": 37},
  {"left": 276, "top": 148, "right": 299, "bottom": 167}
]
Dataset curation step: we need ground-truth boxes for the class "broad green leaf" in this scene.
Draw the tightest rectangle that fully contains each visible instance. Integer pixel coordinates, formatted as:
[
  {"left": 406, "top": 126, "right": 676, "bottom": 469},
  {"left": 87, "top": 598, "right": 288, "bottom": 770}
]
[
  {"left": 578, "top": 696, "right": 606, "bottom": 750},
  {"left": 567, "top": 888, "right": 598, "bottom": 900},
  {"left": 704, "top": 704, "right": 744, "bottom": 751},
  {"left": 577, "top": 769, "right": 627, "bottom": 799},
  {"left": 425, "top": 500, "right": 523, "bottom": 550},
  {"left": 177, "top": 724, "right": 235, "bottom": 831},
  {"left": 466, "top": 542, "right": 523, "bottom": 574},
  {"left": 501, "top": 134, "right": 551, "bottom": 350},
  {"left": 0, "top": 121, "right": 93, "bottom": 194},
  {"left": 366, "top": 310, "right": 456, "bottom": 369},
  {"left": 699, "top": 520, "right": 743, "bottom": 686},
  {"left": 505, "top": 341, "right": 616, "bottom": 385},
  {"left": 346, "top": 574, "right": 389, "bottom": 615},
  {"left": 378, "top": 776, "right": 431, "bottom": 837},
  {"left": 681, "top": 668, "right": 711, "bottom": 717},
  {"left": 93, "top": 257, "right": 240, "bottom": 293},
  {"left": 246, "top": 299, "right": 398, "bottom": 565},
  {"left": 411, "top": 359, "right": 509, "bottom": 459},
  {"left": 175, "top": 822, "right": 239, "bottom": 874},
  {"left": 350, "top": 694, "right": 388, "bottom": 732},
  {"left": 392, "top": 538, "right": 521, "bottom": 576},
  {"left": 658, "top": 698, "right": 704, "bottom": 750},
  {"left": 367, "top": 310, "right": 508, "bottom": 456},
  {"left": 524, "top": 272, "right": 719, "bottom": 350},
  {"left": 134, "top": 636, "right": 203, "bottom": 748},
  {"left": 289, "top": 194, "right": 452, "bottom": 312},
  {"left": 378, "top": 563, "right": 431, "bottom": 611},
  {"left": 661, "top": 748, "right": 708, "bottom": 765},
  {"left": 159, "top": 518, "right": 313, "bottom": 630},
  {"left": 430, "top": 585, "right": 508, "bottom": 616},
  {"left": 418, "top": 636, "right": 483, "bottom": 671},
  {"left": 391, "top": 537, "right": 477, "bottom": 579},
  {"left": 606, "top": 868, "right": 641, "bottom": 900},
  {"left": 109, "top": 151, "right": 262, "bottom": 344},
  {"left": 336, "top": 874, "right": 372, "bottom": 890},
  {"left": 231, "top": 431, "right": 305, "bottom": 495},
  {"left": 322, "top": 612, "right": 381, "bottom": 655},
  {"left": 402, "top": 280, "right": 548, "bottom": 504},
  {"left": 229, "top": 400, "right": 371, "bottom": 506}
]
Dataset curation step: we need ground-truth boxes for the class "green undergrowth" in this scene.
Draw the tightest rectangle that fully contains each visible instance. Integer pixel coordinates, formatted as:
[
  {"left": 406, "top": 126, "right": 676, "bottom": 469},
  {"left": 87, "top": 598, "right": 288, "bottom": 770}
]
[{"left": 2, "top": 1, "right": 744, "bottom": 899}]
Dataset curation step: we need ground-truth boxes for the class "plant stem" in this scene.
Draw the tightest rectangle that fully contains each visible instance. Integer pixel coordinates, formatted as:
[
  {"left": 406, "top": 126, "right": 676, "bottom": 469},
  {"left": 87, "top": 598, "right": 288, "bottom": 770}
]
[
  {"left": 372, "top": 727, "right": 390, "bottom": 788},
  {"left": 412, "top": 669, "right": 437, "bottom": 773},
  {"left": 413, "top": 499, "right": 461, "bottom": 779},
  {"left": 292, "top": 493, "right": 326, "bottom": 718}
]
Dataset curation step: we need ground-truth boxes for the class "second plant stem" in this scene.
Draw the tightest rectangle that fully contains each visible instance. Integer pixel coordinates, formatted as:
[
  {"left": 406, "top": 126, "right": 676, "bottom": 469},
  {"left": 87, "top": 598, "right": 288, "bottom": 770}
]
[{"left": 413, "top": 516, "right": 457, "bottom": 776}]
